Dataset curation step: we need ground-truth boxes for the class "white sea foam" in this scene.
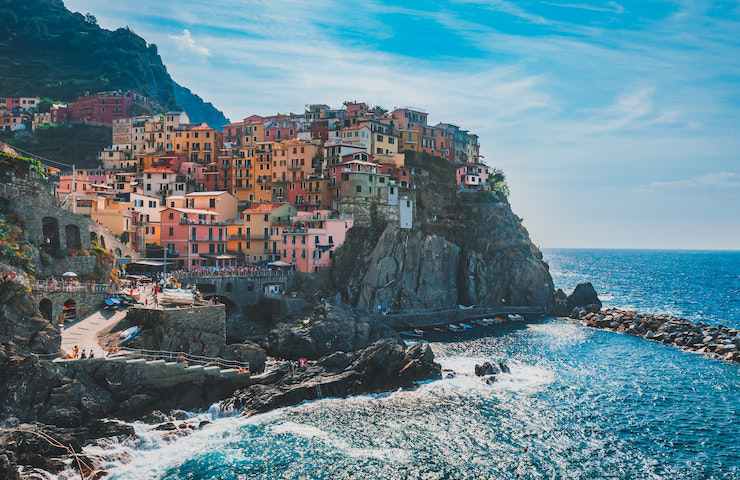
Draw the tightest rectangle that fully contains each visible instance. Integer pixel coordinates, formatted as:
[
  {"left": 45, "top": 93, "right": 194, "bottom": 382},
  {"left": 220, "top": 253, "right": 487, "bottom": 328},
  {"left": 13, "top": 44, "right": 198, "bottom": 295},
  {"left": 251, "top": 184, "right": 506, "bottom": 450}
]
[
  {"left": 527, "top": 321, "right": 591, "bottom": 347},
  {"left": 270, "top": 422, "right": 412, "bottom": 463}
]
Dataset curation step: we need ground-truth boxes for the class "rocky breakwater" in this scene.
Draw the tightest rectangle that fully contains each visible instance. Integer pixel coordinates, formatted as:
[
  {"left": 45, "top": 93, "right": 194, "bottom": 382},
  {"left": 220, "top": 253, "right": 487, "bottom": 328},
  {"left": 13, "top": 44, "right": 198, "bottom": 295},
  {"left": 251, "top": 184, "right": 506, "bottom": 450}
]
[
  {"left": 223, "top": 339, "right": 440, "bottom": 417},
  {"left": 575, "top": 308, "right": 740, "bottom": 362}
]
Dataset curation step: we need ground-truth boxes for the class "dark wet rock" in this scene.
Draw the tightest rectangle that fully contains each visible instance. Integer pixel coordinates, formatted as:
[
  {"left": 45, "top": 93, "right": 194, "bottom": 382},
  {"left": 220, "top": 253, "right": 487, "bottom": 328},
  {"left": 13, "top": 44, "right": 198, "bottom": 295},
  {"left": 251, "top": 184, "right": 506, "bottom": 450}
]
[
  {"left": 475, "top": 362, "right": 500, "bottom": 377},
  {"left": 224, "top": 339, "right": 441, "bottom": 416},
  {"left": 566, "top": 282, "right": 602, "bottom": 314},
  {"left": 0, "top": 450, "right": 20, "bottom": 480},
  {"left": 154, "top": 422, "right": 177, "bottom": 432}
]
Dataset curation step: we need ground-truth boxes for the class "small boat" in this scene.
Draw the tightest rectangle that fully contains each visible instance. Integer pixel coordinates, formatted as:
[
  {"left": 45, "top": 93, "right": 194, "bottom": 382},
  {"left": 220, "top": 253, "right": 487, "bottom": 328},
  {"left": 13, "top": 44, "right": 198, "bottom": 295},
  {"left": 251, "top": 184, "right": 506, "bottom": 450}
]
[
  {"left": 433, "top": 327, "right": 446, "bottom": 333},
  {"left": 478, "top": 318, "right": 495, "bottom": 326},
  {"left": 461, "top": 323, "right": 473, "bottom": 330},
  {"left": 448, "top": 324, "right": 463, "bottom": 333},
  {"left": 413, "top": 329, "right": 425, "bottom": 336},
  {"left": 508, "top": 314, "right": 525, "bottom": 322},
  {"left": 119, "top": 326, "right": 140, "bottom": 343}
]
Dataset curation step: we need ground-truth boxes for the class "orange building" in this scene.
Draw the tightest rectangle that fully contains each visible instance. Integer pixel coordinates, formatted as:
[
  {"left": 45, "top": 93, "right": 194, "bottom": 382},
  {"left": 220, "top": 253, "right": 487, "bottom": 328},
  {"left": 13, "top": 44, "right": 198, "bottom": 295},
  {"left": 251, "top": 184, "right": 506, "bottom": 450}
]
[{"left": 173, "top": 123, "right": 221, "bottom": 164}]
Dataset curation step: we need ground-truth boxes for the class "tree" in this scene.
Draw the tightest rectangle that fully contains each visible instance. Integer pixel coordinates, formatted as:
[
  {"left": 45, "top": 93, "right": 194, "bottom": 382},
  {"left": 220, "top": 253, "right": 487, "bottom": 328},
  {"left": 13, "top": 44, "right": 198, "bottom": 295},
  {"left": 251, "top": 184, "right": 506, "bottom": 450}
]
[
  {"left": 487, "top": 168, "right": 510, "bottom": 199},
  {"left": 84, "top": 13, "right": 97, "bottom": 25}
]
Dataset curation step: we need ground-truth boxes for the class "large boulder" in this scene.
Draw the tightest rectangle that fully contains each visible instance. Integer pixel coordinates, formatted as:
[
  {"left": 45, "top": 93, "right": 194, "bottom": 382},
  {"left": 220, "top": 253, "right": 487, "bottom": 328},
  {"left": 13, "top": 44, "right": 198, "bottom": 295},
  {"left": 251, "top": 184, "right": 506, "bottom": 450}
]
[
  {"left": 567, "top": 282, "right": 602, "bottom": 313},
  {"left": 222, "top": 342, "right": 267, "bottom": 373},
  {"left": 267, "top": 302, "right": 397, "bottom": 360}
]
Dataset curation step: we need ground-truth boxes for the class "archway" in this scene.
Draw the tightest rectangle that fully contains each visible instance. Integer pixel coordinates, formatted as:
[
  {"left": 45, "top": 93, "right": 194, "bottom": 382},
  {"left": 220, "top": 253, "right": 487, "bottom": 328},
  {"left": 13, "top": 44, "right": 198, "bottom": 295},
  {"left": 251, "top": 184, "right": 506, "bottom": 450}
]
[
  {"left": 41, "top": 217, "right": 60, "bottom": 252},
  {"left": 99, "top": 235, "right": 106, "bottom": 248},
  {"left": 62, "top": 299, "right": 77, "bottom": 323},
  {"left": 65, "top": 224, "right": 81, "bottom": 251},
  {"left": 39, "top": 298, "right": 53, "bottom": 322}
]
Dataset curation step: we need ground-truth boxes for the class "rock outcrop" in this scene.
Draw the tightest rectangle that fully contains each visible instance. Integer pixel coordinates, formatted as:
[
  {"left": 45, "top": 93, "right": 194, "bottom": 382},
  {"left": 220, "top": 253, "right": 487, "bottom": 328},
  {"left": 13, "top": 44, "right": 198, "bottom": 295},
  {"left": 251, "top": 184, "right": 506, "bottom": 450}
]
[
  {"left": 267, "top": 302, "right": 397, "bottom": 360},
  {"left": 332, "top": 154, "right": 554, "bottom": 313},
  {"left": 553, "top": 282, "right": 602, "bottom": 317},
  {"left": 574, "top": 308, "right": 740, "bottom": 363},
  {"left": 0, "top": 270, "right": 60, "bottom": 355},
  {"left": 224, "top": 339, "right": 441, "bottom": 416}
]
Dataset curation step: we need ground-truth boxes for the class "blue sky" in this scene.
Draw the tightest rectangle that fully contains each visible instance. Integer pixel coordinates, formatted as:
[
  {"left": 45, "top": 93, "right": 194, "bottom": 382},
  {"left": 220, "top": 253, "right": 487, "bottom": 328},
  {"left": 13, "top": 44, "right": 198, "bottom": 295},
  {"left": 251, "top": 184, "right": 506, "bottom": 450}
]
[{"left": 65, "top": 0, "right": 740, "bottom": 249}]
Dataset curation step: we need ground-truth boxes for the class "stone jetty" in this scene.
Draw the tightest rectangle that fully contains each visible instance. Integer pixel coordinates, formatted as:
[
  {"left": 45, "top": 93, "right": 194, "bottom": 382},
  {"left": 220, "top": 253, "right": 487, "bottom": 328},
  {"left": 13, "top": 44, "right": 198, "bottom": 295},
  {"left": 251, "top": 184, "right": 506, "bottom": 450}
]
[{"left": 572, "top": 307, "right": 740, "bottom": 362}]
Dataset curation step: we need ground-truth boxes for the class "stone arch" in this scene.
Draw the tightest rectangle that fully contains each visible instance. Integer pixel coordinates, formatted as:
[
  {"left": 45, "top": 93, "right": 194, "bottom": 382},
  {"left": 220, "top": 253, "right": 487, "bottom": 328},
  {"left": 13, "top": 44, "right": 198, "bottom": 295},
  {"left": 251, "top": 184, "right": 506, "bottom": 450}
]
[
  {"left": 65, "top": 224, "right": 81, "bottom": 251},
  {"left": 41, "top": 216, "right": 60, "bottom": 252},
  {"left": 62, "top": 298, "right": 77, "bottom": 323},
  {"left": 39, "top": 298, "right": 53, "bottom": 322}
]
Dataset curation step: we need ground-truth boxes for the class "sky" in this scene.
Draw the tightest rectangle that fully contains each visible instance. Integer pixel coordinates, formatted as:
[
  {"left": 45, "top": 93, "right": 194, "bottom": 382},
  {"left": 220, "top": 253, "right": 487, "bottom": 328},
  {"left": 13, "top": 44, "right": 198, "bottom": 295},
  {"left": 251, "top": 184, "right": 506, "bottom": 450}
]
[{"left": 65, "top": 0, "right": 740, "bottom": 250}]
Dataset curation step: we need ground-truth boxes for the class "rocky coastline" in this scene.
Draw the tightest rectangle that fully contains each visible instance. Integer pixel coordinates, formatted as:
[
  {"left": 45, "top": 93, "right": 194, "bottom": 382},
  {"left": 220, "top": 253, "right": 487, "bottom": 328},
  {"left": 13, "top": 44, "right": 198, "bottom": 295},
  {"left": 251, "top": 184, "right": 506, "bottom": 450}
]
[{"left": 572, "top": 307, "right": 740, "bottom": 363}]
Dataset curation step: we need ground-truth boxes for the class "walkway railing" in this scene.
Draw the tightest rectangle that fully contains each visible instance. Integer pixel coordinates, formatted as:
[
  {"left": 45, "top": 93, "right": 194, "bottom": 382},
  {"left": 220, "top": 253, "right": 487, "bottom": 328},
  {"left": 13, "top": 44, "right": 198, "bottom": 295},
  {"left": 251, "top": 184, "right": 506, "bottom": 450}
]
[
  {"left": 117, "top": 347, "right": 251, "bottom": 372},
  {"left": 32, "top": 282, "right": 115, "bottom": 294},
  {"left": 171, "top": 269, "right": 292, "bottom": 281}
]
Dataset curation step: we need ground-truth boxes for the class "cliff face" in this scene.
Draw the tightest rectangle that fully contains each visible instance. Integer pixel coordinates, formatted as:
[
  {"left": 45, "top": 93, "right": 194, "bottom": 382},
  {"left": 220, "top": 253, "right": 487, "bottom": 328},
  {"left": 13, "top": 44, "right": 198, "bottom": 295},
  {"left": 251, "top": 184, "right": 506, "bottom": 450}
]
[{"left": 332, "top": 153, "right": 554, "bottom": 312}]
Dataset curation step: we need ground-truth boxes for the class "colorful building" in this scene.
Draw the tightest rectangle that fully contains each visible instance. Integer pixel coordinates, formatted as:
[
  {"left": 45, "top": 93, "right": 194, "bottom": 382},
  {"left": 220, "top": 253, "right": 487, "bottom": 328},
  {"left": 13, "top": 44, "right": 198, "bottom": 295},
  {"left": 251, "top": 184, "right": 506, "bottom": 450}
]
[{"left": 278, "top": 210, "right": 354, "bottom": 272}]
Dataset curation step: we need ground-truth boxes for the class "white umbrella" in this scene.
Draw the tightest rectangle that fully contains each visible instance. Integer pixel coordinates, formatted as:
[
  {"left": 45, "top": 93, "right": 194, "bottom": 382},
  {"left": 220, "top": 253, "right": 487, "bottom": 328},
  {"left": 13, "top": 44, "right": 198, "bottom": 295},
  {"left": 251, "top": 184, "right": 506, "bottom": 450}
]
[{"left": 62, "top": 272, "right": 78, "bottom": 278}]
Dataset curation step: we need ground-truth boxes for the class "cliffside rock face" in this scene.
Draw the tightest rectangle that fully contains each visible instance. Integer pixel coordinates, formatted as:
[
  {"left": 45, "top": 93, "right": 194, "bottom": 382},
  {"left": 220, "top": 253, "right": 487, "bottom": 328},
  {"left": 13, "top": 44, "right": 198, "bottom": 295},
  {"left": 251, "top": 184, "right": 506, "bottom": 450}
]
[
  {"left": 0, "top": 269, "right": 60, "bottom": 355},
  {"left": 332, "top": 154, "right": 554, "bottom": 312},
  {"left": 355, "top": 227, "right": 460, "bottom": 310},
  {"left": 267, "top": 302, "right": 397, "bottom": 360}
]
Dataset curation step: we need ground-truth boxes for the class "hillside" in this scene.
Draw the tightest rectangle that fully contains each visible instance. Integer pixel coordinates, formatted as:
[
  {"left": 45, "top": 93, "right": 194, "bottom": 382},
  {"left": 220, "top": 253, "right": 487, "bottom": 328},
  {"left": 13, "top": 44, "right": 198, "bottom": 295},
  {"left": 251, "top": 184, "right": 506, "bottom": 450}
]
[
  {"left": 0, "top": 0, "right": 228, "bottom": 128},
  {"left": 1, "top": 125, "right": 110, "bottom": 169}
]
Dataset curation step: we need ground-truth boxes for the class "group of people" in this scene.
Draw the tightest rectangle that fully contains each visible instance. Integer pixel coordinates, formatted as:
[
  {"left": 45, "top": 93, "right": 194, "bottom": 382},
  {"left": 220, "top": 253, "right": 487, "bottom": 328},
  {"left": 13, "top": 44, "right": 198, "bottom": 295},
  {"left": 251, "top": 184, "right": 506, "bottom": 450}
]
[
  {"left": 169, "top": 265, "right": 285, "bottom": 279},
  {"left": 67, "top": 344, "right": 96, "bottom": 360}
]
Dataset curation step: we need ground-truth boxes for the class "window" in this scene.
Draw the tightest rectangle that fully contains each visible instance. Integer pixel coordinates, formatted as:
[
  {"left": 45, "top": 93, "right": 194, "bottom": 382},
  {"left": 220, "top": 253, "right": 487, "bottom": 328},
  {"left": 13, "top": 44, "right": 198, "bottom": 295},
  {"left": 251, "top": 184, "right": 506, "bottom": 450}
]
[
  {"left": 356, "top": 185, "right": 362, "bottom": 193},
  {"left": 328, "top": 235, "right": 334, "bottom": 244},
  {"left": 209, "top": 243, "right": 215, "bottom": 253},
  {"left": 168, "top": 227, "right": 174, "bottom": 236},
  {"left": 263, "top": 214, "right": 269, "bottom": 222},
  {"left": 209, "top": 198, "right": 216, "bottom": 208},
  {"left": 192, "top": 243, "right": 199, "bottom": 253},
  {"left": 168, "top": 212, "right": 174, "bottom": 220},
  {"left": 315, "top": 235, "right": 319, "bottom": 244},
  {"left": 192, "top": 227, "right": 197, "bottom": 240}
]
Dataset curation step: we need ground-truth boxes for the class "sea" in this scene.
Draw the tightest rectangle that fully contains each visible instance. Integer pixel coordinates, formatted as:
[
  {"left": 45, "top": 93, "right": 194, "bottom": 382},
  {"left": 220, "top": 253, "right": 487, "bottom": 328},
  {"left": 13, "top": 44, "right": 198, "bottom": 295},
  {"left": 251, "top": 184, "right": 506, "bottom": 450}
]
[{"left": 89, "top": 249, "right": 740, "bottom": 480}]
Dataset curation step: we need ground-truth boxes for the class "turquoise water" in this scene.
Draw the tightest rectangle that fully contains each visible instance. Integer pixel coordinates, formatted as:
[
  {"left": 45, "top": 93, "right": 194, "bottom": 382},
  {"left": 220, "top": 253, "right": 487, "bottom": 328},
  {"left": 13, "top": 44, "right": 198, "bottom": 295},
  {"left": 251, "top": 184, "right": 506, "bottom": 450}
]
[{"left": 102, "top": 250, "right": 740, "bottom": 479}]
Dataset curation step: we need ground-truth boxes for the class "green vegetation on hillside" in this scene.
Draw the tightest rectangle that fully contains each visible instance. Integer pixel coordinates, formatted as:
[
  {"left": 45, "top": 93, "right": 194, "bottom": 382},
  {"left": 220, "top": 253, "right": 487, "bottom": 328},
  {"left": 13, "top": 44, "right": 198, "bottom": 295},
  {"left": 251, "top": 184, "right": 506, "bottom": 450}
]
[
  {"left": 2, "top": 125, "right": 110, "bottom": 169},
  {"left": 0, "top": 0, "right": 228, "bottom": 128}
]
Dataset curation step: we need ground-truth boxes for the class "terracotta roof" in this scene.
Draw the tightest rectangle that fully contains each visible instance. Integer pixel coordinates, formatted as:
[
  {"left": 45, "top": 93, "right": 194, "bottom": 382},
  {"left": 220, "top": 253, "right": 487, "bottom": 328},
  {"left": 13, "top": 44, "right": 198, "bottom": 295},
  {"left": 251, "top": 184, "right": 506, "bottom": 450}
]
[
  {"left": 143, "top": 167, "right": 176, "bottom": 174},
  {"left": 185, "top": 191, "right": 229, "bottom": 197},
  {"left": 243, "top": 203, "right": 286, "bottom": 214}
]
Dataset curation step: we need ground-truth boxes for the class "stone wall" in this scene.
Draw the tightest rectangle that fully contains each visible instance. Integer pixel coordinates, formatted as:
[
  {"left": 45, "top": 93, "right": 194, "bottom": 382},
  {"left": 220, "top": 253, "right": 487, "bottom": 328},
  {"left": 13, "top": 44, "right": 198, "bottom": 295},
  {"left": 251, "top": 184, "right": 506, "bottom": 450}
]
[{"left": 128, "top": 305, "right": 227, "bottom": 357}]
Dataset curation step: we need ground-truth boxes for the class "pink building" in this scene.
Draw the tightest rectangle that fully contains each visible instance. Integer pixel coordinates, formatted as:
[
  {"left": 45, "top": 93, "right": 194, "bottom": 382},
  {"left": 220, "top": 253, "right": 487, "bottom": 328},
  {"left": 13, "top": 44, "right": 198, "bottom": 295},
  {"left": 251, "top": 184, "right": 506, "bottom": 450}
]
[
  {"left": 456, "top": 163, "right": 490, "bottom": 190},
  {"left": 160, "top": 207, "right": 235, "bottom": 270},
  {"left": 278, "top": 210, "right": 353, "bottom": 272},
  {"left": 56, "top": 170, "right": 109, "bottom": 196}
]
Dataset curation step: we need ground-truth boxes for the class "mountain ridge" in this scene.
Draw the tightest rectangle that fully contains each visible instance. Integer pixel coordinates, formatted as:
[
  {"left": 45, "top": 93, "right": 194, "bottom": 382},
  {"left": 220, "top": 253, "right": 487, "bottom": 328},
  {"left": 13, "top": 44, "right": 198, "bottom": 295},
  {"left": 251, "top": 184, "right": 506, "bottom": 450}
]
[{"left": 0, "top": 0, "right": 228, "bottom": 128}]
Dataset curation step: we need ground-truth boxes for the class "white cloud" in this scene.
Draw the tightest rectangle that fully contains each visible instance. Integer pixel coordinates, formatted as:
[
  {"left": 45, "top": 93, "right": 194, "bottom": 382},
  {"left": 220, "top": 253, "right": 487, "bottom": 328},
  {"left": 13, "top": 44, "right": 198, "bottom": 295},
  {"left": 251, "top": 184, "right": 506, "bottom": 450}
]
[{"left": 169, "top": 29, "right": 210, "bottom": 57}]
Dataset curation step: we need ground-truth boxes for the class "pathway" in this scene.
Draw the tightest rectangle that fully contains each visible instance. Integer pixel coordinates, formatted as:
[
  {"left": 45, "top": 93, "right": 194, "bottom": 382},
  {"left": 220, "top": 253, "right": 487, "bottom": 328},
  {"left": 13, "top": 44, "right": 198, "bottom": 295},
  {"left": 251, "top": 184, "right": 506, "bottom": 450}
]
[{"left": 60, "top": 309, "right": 128, "bottom": 358}]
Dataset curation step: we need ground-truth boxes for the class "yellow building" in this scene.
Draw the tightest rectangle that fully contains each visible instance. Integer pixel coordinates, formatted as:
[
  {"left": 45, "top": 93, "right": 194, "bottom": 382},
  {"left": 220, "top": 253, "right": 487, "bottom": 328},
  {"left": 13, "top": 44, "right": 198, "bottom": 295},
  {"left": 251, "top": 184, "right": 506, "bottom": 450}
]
[{"left": 238, "top": 203, "right": 296, "bottom": 262}]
